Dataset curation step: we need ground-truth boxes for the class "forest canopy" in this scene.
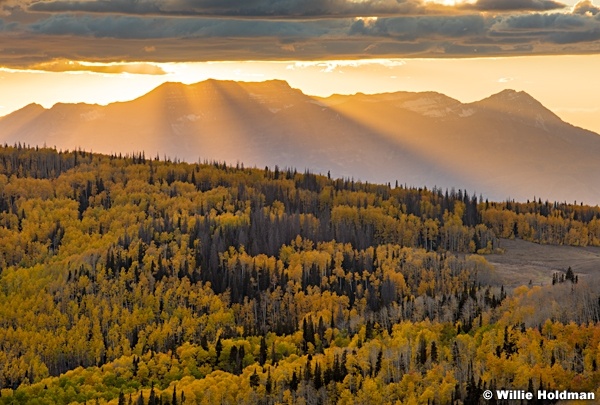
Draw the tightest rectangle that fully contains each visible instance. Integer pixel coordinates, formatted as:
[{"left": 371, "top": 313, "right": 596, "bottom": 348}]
[{"left": 0, "top": 145, "right": 599, "bottom": 404}]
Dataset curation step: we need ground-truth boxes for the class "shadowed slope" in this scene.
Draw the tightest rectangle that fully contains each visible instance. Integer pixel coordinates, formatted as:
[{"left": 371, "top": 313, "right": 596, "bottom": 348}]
[{"left": 320, "top": 89, "right": 600, "bottom": 203}]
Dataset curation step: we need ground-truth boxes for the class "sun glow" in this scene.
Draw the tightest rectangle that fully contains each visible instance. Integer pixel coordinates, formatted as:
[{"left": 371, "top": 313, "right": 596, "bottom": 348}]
[
  {"left": 354, "top": 16, "right": 378, "bottom": 24},
  {"left": 423, "top": 0, "right": 475, "bottom": 5}
]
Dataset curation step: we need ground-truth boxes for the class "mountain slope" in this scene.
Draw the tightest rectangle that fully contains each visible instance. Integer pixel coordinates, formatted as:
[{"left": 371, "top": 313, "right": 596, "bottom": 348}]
[{"left": 1, "top": 80, "right": 599, "bottom": 204}]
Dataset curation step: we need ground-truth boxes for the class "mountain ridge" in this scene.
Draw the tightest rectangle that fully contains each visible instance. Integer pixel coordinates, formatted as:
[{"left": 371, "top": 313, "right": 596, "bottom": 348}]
[{"left": 1, "top": 80, "right": 599, "bottom": 204}]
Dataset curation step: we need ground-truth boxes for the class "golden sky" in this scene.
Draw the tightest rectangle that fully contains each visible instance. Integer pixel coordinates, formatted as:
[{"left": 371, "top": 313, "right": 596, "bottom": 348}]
[{"left": 1, "top": 0, "right": 599, "bottom": 132}]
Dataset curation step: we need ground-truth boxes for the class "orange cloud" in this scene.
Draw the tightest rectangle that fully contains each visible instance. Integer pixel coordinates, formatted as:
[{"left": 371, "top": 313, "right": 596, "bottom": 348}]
[{"left": 24, "top": 59, "right": 167, "bottom": 75}]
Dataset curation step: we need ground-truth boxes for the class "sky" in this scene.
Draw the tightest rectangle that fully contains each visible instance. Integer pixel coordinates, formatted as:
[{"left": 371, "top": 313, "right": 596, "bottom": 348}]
[{"left": 1, "top": 0, "right": 600, "bottom": 132}]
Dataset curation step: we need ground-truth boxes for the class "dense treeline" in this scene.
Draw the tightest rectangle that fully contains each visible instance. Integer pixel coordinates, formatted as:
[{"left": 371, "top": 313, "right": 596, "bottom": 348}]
[{"left": 0, "top": 145, "right": 599, "bottom": 404}]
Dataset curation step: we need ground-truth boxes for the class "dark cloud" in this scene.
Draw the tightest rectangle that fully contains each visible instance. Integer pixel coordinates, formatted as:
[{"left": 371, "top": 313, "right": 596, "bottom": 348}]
[
  {"left": 488, "top": 12, "right": 600, "bottom": 44},
  {"left": 28, "top": 15, "right": 344, "bottom": 39},
  {"left": 28, "top": 0, "right": 163, "bottom": 15},
  {"left": 492, "top": 12, "right": 586, "bottom": 29},
  {"left": 0, "top": 17, "right": 20, "bottom": 35},
  {"left": 548, "top": 27, "right": 600, "bottom": 42},
  {"left": 489, "top": 13, "right": 600, "bottom": 46},
  {"left": 440, "top": 42, "right": 504, "bottom": 54},
  {"left": 350, "top": 15, "right": 487, "bottom": 40},
  {"left": 465, "top": 0, "right": 566, "bottom": 11},
  {"left": 28, "top": 0, "right": 426, "bottom": 17}
]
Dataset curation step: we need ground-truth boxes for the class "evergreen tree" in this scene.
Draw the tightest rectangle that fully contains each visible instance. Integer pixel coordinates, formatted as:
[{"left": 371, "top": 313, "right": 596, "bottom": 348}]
[
  {"left": 249, "top": 369, "right": 260, "bottom": 388},
  {"left": 259, "top": 336, "right": 267, "bottom": 366}
]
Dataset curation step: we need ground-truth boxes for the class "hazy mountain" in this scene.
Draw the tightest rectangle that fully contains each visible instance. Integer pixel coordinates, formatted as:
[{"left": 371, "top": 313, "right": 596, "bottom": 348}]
[{"left": 1, "top": 79, "right": 599, "bottom": 204}]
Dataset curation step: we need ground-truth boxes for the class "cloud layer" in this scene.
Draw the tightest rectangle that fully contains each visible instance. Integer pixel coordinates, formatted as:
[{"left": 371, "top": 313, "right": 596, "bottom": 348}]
[
  {"left": 1, "top": 0, "right": 600, "bottom": 70},
  {"left": 24, "top": 59, "right": 167, "bottom": 74},
  {"left": 465, "top": 0, "right": 566, "bottom": 11},
  {"left": 27, "top": 0, "right": 426, "bottom": 17}
]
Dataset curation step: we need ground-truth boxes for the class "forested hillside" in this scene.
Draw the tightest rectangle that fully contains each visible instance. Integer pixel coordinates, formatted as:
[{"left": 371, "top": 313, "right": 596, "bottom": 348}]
[{"left": 0, "top": 145, "right": 599, "bottom": 404}]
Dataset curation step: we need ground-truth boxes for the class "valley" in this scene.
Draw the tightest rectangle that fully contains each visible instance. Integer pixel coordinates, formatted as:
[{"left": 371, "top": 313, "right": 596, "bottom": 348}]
[{"left": 488, "top": 238, "right": 600, "bottom": 287}]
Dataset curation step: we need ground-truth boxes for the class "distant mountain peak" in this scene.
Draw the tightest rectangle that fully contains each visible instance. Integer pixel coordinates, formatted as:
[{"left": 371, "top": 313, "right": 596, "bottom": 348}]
[
  {"left": 471, "top": 88, "right": 561, "bottom": 124},
  {"left": 483, "top": 89, "right": 535, "bottom": 103},
  {"left": 132, "top": 81, "right": 187, "bottom": 102},
  {"left": 19, "top": 103, "right": 46, "bottom": 112},
  {"left": 131, "top": 79, "right": 293, "bottom": 103},
  {"left": 190, "top": 78, "right": 293, "bottom": 90},
  {"left": 495, "top": 88, "right": 524, "bottom": 96},
  {"left": 0, "top": 103, "right": 46, "bottom": 125}
]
